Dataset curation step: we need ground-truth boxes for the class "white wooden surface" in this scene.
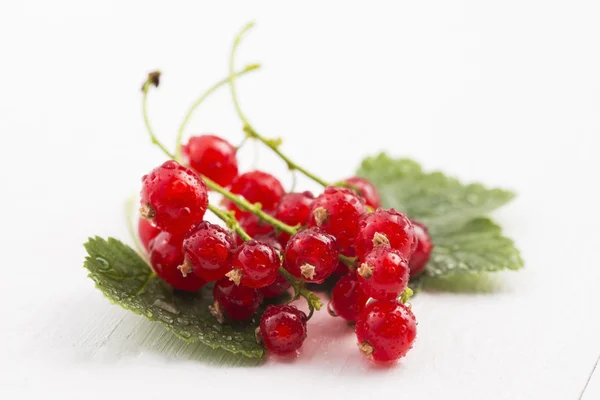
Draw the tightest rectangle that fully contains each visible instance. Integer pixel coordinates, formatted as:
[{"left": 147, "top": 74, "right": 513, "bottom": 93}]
[{"left": 1, "top": 1, "right": 600, "bottom": 399}]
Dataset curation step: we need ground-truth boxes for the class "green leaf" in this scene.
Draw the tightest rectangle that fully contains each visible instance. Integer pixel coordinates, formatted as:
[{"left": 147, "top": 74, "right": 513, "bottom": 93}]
[
  {"left": 83, "top": 237, "right": 264, "bottom": 360},
  {"left": 427, "top": 217, "right": 523, "bottom": 277},
  {"left": 356, "top": 153, "right": 515, "bottom": 230},
  {"left": 356, "top": 153, "right": 523, "bottom": 284}
]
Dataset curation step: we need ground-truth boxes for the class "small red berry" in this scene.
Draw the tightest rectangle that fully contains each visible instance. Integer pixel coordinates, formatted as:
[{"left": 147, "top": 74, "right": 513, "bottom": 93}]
[
  {"left": 251, "top": 235, "right": 290, "bottom": 298},
  {"left": 228, "top": 240, "right": 281, "bottom": 289},
  {"left": 223, "top": 171, "right": 285, "bottom": 216},
  {"left": 149, "top": 231, "right": 206, "bottom": 292},
  {"left": 180, "top": 221, "right": 235, "bottom": 282},
  {"left": 355, "top": 300, "right": 417, "bottom": 362},
  {"left": 307, "top": 186, "right": 366, "bottom": 255},
  {"left": 182, "top": 134, "right": 238, "bottom": 187},
  {"left": 329, "top": 273, "right": 370, "bottom": 321},
  {"left": 138, "top": 218, "right": 161, "bottom": 252},
  {"left": 354, "top": 209, "right": 416, "bottom": 260},
  {"left": 273, "top": 191, "right": 315, "bottom": 245},
  {"left": 260, "top": 273, "right": 291, "bottom": 298},
  {"left": 140, "top": 160, "right": 208, "bottom": 234},
  {"left": 212, "top": 278, "right": 263, "bottom": 321},
  {"left": 409, "top": 220, "right": 433, "bottom": 276},
  {"left": 253, "top": 233, "right": 283, "bottom": 253},
  {"left": 343, "top": 177, "right": 381, "bottom": 209},
  {"left": 259, "top": 304, "right": 307, "bottom": 355},
  {"left": 357, "top": 247, "right": 409, "bottom": 301},
  {"left": 284, "top": 227, "right": 338, "bottom": 283},
  {"left": 238, "top": 212, "right": 275, "bottom": 238}
]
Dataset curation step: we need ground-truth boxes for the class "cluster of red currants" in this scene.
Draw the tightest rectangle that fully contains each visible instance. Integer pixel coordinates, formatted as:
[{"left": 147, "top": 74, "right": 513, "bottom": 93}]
[{"left": 138, "top": 134, "right": 433, "bottom": 362}]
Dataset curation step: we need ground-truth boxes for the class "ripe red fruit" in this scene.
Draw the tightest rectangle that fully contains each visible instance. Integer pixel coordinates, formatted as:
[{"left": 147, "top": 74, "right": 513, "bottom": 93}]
[
  {"left": 409, "top": 221, "right": 433, "bottom": 276},
  {"left": 253, "top": 233, "right": 283, "bottom": 253},
  {"left": 182, "top": 134, "right": 238, "bottom": 187},
  {"left": 306, "top": 186, "right": 366, "bottom": 255},
  {"left": 329, "top": 273, "right": 370, "bottom": 321},
  {"left": 284, "top": 227, "right": 338, "bottom": 283},
  {"left": 273, "top": 191, "right": 315, "bottom": 245},
  {"left": 212, "top": 278, "right": 263, "bottom": 321},
  {"left": 140, "top": 160, "right": 209, "bottom": 234},
  {"left": 259, "top": 304, "right": 308, "bottom": 355},
  {"left": 343, "top": 177, "right": 381, "bottom": 209},
  {"left": 149, "top": 231, "right": 206, "bottom": 292},
  {"left": 228, "top": 240, "right": 281, "bottom": 289},
  {"left": 357, "top": 247, "right": 409, "bottom": 301},
  {"left": 180, "top": 221, "right": 235, "bottom": 282},
  {"left": 138, "top": 218, "right": 161, "bottom": 252},
  {"left": 355, "top": 300, "right": 417, "bottom": 362},
  {"left": 260, "top": 273, "right": 291, "bottom": 298},
  {"left": 238, "top": 212, "right": 275, "bottom": 238},
  {"left": 223, "top": 171, "right": 285, "bottom": 216},
  {"left": 354, "top": 209, "right": 416, "bottom": 260}
]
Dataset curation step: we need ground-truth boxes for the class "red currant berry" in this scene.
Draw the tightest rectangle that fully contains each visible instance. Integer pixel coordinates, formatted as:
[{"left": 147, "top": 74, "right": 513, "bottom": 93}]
[
  {"left": 223, "top": 171, "right": 285, "bottom": 216},
  {"left": 182, "top": 134, "right": 238, "bottom": 187},
  {"left": 357, "top": 247, "right": 409, "bottom": 301},
  {"left": 149, "top": 231, "right": 206, "bottom": 292},
  {"left": 273, "top": 191, "right": 315, "bottom": 245},
  {"left": 307, "top": 186, "right": 366, "bottom": 255},
  {"left": 180, "top": 221, "right": 235, "bottom": 282},
  {"left": 238, "top": 212, "right": 275, "bottom": 238},
  {"left": 409, "top": 220, "right": 433, "bottom": 276},
  {"left": 212, "top": 277, "right": 263, "bottom": 321},
  {"left": 329, "top": 273, "right": 370, "bottom": 321},
  {"left": 355, "top": 300, "right": 417, "bottom": 362},
  {"left": 227, "top": 240, "right": 281, "bottom": 289},
  {"left": 260, "top": 273, "right": 291, "bottom": 298},
  {"left": 140, "top": 160, "right": 209, "bottom": 234},
  {"left": 259, "top": 304, "right": 307, "bottom": 355},
  {"left": 251, "top": 236, "right": 290, "bottom": 298},
  {"left": 343, "top": 176, "right": 381, "bottom": 209},
  {"left": 354, "top": 209, "right": 416, "bottom": 260},
  {"left": 284, "top": 227, "right": 338, "bottom": 283},
  {"left": 254, "top": 233, "right": 283, "bottom": 253},
  {"left": 138, "top": 218, "right": 161, "bottom": 252}
]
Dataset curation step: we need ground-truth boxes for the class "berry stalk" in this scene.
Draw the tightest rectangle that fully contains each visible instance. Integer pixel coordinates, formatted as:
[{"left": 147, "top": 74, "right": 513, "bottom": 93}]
[
  {"left": 228, "top": 22, "right": 330, "bottom": 188},
  {"left": 206, "top": 203, "right": 322, "bottom": 317},
  {"left": 202, "top": 175, "right": 297, "bottom": 235},
  {"left": 174, "top": 64, "right": 262, "bottom": 162},
  {"left": 140, "top": 72, "right": 355, "bottom": 271},
  {"left": 141, "top": 71, "right": 175, "bottom": 159}
]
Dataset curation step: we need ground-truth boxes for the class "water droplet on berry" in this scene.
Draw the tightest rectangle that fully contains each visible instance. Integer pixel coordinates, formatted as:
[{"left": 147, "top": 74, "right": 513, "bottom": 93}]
[
  {"left": 178, "top": 207, "right": 191, "bottom": 218},
  {"left": 95, "top": 257, "right": 110, "bottom": 270}
]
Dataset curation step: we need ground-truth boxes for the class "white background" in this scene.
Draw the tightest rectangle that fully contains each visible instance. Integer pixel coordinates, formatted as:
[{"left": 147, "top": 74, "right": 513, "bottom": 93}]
[{"left": 1, "top": 1, "right": 600, "bottom": 399}]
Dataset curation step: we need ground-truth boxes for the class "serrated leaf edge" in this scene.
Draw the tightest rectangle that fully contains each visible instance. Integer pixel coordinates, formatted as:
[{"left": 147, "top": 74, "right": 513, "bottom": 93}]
[{"left": 83, "top": 237, "right": 264, "bottom": 359}]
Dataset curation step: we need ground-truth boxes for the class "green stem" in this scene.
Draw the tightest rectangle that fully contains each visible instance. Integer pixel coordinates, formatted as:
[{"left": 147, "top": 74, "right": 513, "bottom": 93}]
[
  {"left": 228, "top": 22, "right": 330, "bottom": 188},
  {"left": 202, "top": 175, "right": 298, "bottom": 235},
  {"left": 174, "top": 64, "right": 261, "bottom": 162},
  {"left": 141, "top": 72, "right": 176, "bottom": 159},
  {"left": 207, "top": 204, "right": 251, "bottom": 241},
  {"left": 338, "top": 254, "right": 358, "bottom": 270},
  {"left": 207, "top": 203, "right": 321, "bottom": 318}
]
